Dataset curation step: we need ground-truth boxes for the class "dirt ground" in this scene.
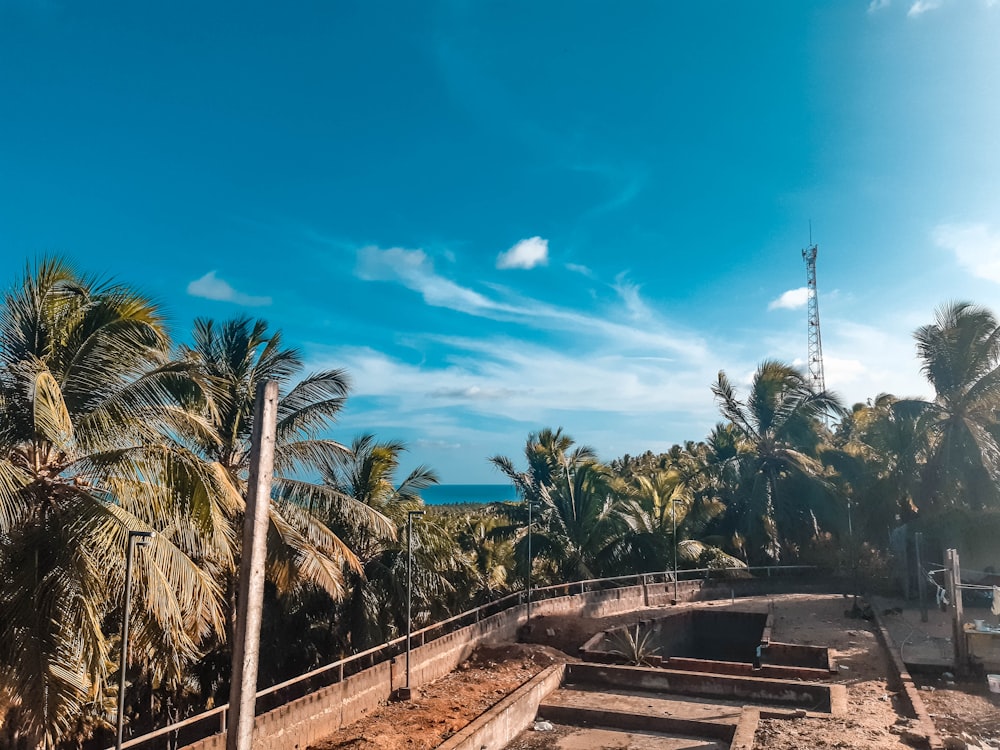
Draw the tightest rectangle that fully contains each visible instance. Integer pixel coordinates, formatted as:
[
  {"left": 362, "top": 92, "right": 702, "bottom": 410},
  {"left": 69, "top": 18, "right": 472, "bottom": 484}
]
[
  {"left": 308, "top": 594, "right": 948, "bottom": 750},
  {"left": 307, "top": 644, "right": 569, "bottom": 750},
  {"left": 913, "top": 674, "right": 1000, "bottom": 748},
  {"left": 532, "top": 594, "right": 921, "bottom": 750}
]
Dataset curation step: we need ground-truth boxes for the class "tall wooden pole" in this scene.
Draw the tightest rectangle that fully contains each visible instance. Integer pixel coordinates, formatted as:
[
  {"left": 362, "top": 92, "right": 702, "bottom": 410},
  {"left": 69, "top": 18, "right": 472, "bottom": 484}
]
[
  {"left": 915, "top": 532, "right": 928, "bottom": 623},
  {"left": 945, "top": 548, "right": 968, "bottom": 675},
  {"left": 227, "top": 381, "right": 278, "bottom": 750}
]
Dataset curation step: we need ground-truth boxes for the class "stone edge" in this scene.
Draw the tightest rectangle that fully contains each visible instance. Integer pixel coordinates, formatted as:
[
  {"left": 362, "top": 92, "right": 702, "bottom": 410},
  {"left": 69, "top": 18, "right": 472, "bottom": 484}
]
[{"left": 871, "top": 605, "right": 945, "bottom": 750}]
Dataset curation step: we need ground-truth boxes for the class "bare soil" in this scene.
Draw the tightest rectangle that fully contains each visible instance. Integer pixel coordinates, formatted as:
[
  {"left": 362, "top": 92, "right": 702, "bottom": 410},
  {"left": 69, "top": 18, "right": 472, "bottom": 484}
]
[
  {"left": 914, "top": 674, "right": 1000, "bottom": 748},
  {"left": 309, "top": 594, "right": 933, "bottom": 750},
  {"left": 307, "top": 644, "right": 569, "bottom": 750}
]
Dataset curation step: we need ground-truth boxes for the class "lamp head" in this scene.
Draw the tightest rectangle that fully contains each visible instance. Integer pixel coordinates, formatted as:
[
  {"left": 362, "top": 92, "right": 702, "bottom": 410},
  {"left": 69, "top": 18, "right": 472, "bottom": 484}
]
[{"left": 130, "top": 530, "right": 155, "bottom": 548}]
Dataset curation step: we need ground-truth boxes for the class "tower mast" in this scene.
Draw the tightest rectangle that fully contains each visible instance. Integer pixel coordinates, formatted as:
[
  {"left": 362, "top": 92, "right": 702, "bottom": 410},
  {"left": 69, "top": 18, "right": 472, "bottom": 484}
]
[{"left": 802, "top": 243, "right": 826, "bottom": 394}]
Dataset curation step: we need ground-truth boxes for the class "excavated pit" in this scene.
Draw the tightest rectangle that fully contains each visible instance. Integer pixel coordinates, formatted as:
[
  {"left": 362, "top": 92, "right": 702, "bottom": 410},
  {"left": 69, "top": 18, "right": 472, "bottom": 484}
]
[{"left": 580, "top": 609, "right": 836, "bottom": 679}]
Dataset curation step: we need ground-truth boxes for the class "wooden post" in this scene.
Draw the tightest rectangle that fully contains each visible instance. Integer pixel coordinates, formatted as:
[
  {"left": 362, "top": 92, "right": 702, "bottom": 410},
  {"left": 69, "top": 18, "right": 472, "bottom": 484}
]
[
  {"left": 915, "top": 532, "right": 928, "bottom": 623},
  {"left": 944, "top": 548, "right": 968, "bottom": 675},
  {"left": 227, "top": 381, "right": 279, "bottom": 750}
]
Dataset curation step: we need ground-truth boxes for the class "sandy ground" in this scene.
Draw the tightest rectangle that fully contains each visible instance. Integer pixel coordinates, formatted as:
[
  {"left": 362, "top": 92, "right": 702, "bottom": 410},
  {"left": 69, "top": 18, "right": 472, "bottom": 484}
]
[
  {"left": 309, "top": 594, "right": 930, "bottom": 750},
  {"left": 307, "top": 644, "right": 568, "bottom": 750},
  {"left": 871, "top": 596, "right": 1000, "bottom": 748},
  {"left": 914, "top": 674, "right": 1000, "bottom": 748}
]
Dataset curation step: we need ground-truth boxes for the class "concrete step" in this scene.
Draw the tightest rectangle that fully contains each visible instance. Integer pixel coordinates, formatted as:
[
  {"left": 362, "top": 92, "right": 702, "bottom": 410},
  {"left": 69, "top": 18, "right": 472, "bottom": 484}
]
[{"left": 538, "top": 687, "right": 742, "bottom": 741}]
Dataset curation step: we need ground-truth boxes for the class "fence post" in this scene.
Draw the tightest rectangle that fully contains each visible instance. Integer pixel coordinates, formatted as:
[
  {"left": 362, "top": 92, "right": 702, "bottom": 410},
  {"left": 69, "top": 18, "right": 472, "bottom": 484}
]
[{"left": 945, "top": 548, "right": 968, "bottom": 675}]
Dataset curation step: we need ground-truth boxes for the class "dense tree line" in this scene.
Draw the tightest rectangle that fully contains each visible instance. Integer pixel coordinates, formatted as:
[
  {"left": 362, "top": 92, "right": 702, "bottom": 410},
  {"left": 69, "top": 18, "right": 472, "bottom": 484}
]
[{"left": 2, "top": 260, "right": 998, "bottom": 748}]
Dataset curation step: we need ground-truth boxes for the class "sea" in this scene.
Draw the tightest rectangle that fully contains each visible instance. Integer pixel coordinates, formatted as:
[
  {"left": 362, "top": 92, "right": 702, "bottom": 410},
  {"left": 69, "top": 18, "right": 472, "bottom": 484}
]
[{"left": 420, "top": 484, "right": 518, "bottom": 506}]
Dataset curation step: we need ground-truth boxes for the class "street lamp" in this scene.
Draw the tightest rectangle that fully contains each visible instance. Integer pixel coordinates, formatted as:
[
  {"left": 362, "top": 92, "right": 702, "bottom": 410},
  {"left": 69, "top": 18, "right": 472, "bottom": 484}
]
[
  {"left": 525, "top": 499, "right": 540, "bottom": 625},
  {"left": 116, "top": 530, "right": 153, "bottom": 750},
  {"left": 671, "top": 500, "right": 678, "bottom": 604},
  {"left": 404, "top": 510, "right": 424, "bottom": 696}
]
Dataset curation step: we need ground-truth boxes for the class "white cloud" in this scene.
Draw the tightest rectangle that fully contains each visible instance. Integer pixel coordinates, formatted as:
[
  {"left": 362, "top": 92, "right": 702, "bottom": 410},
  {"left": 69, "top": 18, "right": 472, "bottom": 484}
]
[
  {"left": 908, "top": 0, "right": 942, "bottom": 16},
  {"left": 565, "top": 262, "right": 594, "bottom": 277},
  {"left": 768, "top": 287, "right": 810, "bottom": 310},
  {"left": 186, "top": 271, "right": 272, "bottom": 306},
  {"left": 868, "top": 0, "right": 891, "bottom": 11},
  {"left": 496, "top": 236, "right": 549, "bottom": 270},
  {"left": 353, "top": 244, "right": 708, "bottom": 360},
  {"left": 356, "top": 246, "right": 499, "bottom": 313},
  {"left": 613, "top": 274, "right": 652, "bottom": 321},
  {"left": 933, "top": 222, "right": 1000, "bottom": 283},
  {"left": 310, "top": 339, "right": 716, "bottom": 426}
]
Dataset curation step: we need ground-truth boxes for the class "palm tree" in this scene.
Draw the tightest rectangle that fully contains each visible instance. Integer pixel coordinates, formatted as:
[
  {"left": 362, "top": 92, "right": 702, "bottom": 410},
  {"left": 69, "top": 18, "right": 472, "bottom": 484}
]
[
  {"left": 607, "top": 469, "right": 739, "bottom": 573},
  {"left": 825, "top": 395, "right": 926, "bottom": 542},
  {"left": 179, "top": 317, "right": 395, "bottom": 704},
  {"left": 902, "top": 302, "right": 1000, "bottom": 512},
  {"left": 316, "top": 434, "right": 453, "bottom": 650},
  {"left": 712, "top": 360, "right": 844, "bottom": 562},
  {"left": 182, "top": 318, "right": 394, "bottom": 605},
  {"left": 491, "top": 429, "right": 624, "bottom": 582},
  {"left": 0, "top": 259, "right": 234, "bottom": 747}
]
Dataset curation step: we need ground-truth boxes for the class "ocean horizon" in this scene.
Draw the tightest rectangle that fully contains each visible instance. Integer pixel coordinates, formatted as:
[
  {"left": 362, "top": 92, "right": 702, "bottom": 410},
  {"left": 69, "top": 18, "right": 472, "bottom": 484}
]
[{"left": 421, "top": 484, "right": 518, "bottom": 505}]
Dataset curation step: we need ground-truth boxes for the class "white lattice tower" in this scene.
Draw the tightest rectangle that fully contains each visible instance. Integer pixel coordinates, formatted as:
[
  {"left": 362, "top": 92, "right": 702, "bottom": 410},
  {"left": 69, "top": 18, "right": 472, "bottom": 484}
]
[{"left": 802, "top": 244, "right": 826, "bottom": 394}]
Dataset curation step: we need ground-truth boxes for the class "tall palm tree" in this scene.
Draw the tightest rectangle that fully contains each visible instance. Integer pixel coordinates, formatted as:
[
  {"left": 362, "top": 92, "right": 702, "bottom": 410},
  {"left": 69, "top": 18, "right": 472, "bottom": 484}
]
[
  {"left": 0, "top": 259, "right": 234, "bottom": 747},
  {"left": 182, "top": 317, "right": 394, "bottom": 605},
  {"left": 179, "top": 317, "right": 395, "bottom": 705},
  {"left": 712, "top": 360, "right": 844, "bottom": 562},
  {"left": 317, "top": 434, "right": 448, "bottom": 650},
  {"left": 491, "top": 429, "right": 624, "bottom": 582},
  {"left": 825, "top": 395, "right": 926, "bottom": 541},
  {"left": 902, "top": 302, "right": 1000, "bottom": 512},
  {"left": 607, "top": 469, "right": 739, "bottom": 573}
]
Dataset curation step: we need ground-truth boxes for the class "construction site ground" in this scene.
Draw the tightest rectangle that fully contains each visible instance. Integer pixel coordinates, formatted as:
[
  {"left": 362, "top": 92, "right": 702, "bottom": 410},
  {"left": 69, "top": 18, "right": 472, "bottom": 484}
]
[{"left": 307, "top": 593, "right": 997, "bottom": 750}]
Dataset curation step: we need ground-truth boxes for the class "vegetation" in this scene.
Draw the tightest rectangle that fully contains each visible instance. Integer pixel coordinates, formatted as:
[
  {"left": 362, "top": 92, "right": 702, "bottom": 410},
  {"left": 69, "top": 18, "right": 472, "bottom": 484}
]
[{"left": 2, "top": 258, "right": 999, "bottom": 748}]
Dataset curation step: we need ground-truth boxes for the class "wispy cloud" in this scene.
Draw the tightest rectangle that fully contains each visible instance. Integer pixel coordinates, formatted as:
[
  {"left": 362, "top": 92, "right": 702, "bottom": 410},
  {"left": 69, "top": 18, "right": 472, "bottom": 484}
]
[
  {"left": 187, "top": 271, "right": 272, "bottom": 306},
  {"left": 565, "top": 263, "right": 594, "bottom": 277},
  {"left": 310, "top": 339, "right": 717, "bottom": 426},
  {"left": 613, "top": 273, "right": 652, "bottom": 321},
  {"left": 768, "top": 287, "right": 809, "bottom": 310},
  {"left": 353, "top": 244, "right": 708, "bottom": 359},
  {"left": 496, "top": 236, "right": 549, "bottom": 270},
  {"left": 908, "top": 0, "right": 943, "bottom": 16},
  {"left": 356, "top": 245, "right": 503, "bottom": 314},
  {"left": 933, "top": 222, "right": 1000, "bottom": 283},
  {"left": 868, "top": 0, "right": 891, "bottom": 11}
]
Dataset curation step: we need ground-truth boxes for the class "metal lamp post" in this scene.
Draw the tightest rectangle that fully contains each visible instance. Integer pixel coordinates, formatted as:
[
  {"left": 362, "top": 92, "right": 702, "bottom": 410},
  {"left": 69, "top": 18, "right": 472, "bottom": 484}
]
[
  {"left": 404, "top": 510, "right": 424, "bottom": 695},
  {"left": 116, "top": 530, "right": 153, "bottom": 750},
  {"left": 672, "top": 501, "right": 678, "bottom": 604},
  {"left": 526, "top": 500, "right": 538, "bottom": 625}
]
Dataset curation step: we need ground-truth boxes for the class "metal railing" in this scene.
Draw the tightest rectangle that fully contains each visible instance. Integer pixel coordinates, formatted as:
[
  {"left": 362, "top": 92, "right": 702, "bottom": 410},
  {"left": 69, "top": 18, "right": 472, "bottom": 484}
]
[{"left": 107, "top": 563, "right": 819, "bottom": 750}]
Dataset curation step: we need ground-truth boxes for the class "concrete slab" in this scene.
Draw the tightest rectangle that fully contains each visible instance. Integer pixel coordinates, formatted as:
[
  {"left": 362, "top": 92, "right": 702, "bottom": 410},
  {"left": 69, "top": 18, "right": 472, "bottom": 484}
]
[
  {"left": 541, "top": 687, "right": 745, "bottom": 726},
  {"left": 550, "top": 726, "right": 726, "bottom": 749},
  {"left": 871, "top": 595, "right": 955, "bottom": 670}
]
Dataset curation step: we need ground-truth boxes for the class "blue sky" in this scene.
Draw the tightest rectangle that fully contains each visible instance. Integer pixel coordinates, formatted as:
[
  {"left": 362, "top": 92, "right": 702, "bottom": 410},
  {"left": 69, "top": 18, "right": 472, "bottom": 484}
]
[{"left": 2, "top": 0, "right": 1000, "bottom": 483}]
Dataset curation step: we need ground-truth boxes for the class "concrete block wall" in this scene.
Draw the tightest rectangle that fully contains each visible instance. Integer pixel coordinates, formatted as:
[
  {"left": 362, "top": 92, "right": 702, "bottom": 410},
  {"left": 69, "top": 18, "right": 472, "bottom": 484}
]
[
  {"left": 180, "top": 579, "right": 709, "bottom": 750},
  {"left": 435, "top": 665, "right": 565, "bottom": 750}
]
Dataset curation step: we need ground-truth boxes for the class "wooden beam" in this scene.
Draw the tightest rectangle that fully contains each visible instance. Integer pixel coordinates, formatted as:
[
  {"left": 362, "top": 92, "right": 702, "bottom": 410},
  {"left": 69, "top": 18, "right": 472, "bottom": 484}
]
[{"left": 944, "top": 548, "right": 968, "bottom": 675}]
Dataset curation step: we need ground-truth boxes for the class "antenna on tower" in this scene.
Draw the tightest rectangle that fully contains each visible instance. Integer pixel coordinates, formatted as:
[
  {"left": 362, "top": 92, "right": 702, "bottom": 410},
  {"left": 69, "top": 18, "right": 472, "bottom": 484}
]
[{"left": 802, "top": 240, "right": 826, "bottom": 395}]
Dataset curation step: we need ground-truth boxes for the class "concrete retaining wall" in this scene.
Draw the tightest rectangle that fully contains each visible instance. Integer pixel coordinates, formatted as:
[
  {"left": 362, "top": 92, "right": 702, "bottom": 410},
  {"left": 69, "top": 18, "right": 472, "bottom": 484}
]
[
  {"left": 435, "top": 665, "right": 565, "bottom": 750},
  {"left": 181, "top": 582, "right": 701, "bottom": 750},
  {"left": 565, "top": 662, "right": 839, "bottom": 713},
  {"left": 872, "top": 608, "right": 944, "bottom": 750}
]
